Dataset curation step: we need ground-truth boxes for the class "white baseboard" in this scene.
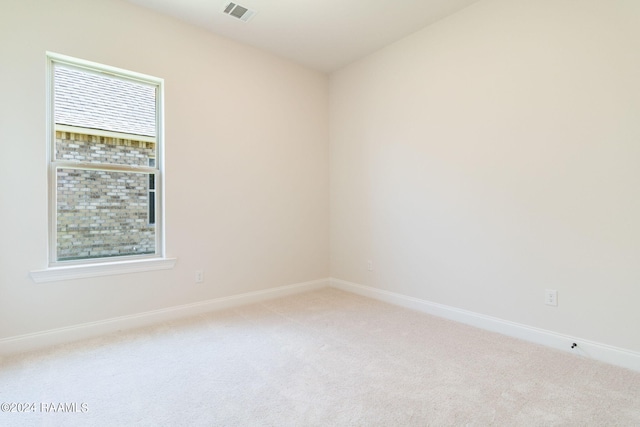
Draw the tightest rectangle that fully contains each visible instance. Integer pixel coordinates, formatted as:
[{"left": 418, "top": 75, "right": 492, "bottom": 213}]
[
  {"left": 330, "top": 278, "right": 640, "bottom": 373},
  {"left": 4, "top": 276, "right": 638, "bottom": 373},
  {"left": 0, "top": 278, "right": 330, "bottom": 356}
]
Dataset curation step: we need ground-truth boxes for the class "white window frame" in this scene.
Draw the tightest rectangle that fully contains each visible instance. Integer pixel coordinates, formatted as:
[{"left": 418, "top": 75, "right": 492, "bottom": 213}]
[{"left": 30, "top": 52, "right": 175, "bottom": 282}]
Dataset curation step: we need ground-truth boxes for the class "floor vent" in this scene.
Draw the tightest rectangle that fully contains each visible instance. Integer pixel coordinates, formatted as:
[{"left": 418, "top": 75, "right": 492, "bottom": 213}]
[{"left": 222, "top": 2, "right": 257, "bottom": 22}]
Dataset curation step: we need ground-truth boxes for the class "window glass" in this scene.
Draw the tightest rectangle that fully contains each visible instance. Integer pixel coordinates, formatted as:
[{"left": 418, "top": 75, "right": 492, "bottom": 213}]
[
  {"left": 56, "top": 168, "right": 156, "bottom": 260},
  {"left": 49, "top": 54, "right": 163, "bottom": 264}
]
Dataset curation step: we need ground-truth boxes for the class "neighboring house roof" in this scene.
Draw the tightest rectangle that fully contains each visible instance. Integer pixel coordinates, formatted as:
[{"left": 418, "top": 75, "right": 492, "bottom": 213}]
[{"left": 54, "top": 65, "right": 156, "bottom": 138}]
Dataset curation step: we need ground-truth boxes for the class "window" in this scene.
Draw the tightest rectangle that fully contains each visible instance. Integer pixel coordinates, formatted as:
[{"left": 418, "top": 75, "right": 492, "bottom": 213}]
[{"left": 47, "top": 53, "right": 164, "bottom": 265}]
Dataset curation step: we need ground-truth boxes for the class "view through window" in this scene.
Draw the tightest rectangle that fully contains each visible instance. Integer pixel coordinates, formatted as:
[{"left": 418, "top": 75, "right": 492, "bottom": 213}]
[{"left": 49, "top": 54, "right": 163, "bottom": 263}]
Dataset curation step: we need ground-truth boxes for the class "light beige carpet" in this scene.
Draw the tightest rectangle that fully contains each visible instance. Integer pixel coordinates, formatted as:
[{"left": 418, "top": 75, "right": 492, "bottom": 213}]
[{"left": 0, "top": 288, "right": 638, "bottom": 426}]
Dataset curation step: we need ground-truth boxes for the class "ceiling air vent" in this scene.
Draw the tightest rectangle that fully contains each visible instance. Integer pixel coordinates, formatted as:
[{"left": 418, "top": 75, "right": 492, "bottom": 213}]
[{"left": 222, "top": 2, "right": 257, "bottom": 22}]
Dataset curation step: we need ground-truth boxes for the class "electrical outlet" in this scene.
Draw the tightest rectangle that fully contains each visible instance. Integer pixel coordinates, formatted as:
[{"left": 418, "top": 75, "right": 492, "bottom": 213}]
[
  {"left": 195, "top": 270, "right": 204, "bottom": 284},
  {"left": 367, "top": 260, "right": 373, "bottom": 271},
  {"left": 545, "top": 289, "right": 557, "bottom": 306}
]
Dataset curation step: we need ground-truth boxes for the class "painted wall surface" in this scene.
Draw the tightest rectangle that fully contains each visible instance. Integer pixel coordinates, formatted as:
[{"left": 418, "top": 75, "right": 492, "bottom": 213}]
[
  {"left": 330, "top": 0, "right": 640, "bottom": 351},
  {"left": 0, "top": 0, "right": 329, "bottom": 338}
]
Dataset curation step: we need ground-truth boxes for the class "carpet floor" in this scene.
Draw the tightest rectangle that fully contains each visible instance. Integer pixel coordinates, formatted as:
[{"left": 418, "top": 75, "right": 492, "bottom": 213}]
[{"left": 1, "top": 287, "right": 639, "bottom": 426}]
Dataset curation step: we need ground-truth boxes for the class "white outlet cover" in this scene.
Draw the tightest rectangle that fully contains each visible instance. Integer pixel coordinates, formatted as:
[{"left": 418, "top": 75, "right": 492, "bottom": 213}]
[
  {"left": 195, "top": 270, "right": 204, "bottom": 283},
  {"left": 545, "top": 289, "right": 557, "bottom": 306}
]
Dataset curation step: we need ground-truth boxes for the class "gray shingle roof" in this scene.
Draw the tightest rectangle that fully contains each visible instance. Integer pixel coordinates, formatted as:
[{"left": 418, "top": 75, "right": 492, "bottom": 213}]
[{"left": 54, "top": 66, "right": 156, "bottom": 138}]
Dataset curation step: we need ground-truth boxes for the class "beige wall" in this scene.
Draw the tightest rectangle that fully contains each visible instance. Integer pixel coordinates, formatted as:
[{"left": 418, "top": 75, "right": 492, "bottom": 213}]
[
  {"left": 330, "top": 0, "right": 640, "bottom": 352},
  {"left": 0, "top": 0, "right": 329, "bottom": 338},
  {"left": 1, "top": 0, "right": 639, "bottom": 357}
]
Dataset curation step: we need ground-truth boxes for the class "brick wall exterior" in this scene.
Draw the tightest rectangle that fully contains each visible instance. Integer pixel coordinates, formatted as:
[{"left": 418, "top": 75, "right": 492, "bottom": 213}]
[{"left": 56, "top": 131, "right": 156, "bottom": 261}]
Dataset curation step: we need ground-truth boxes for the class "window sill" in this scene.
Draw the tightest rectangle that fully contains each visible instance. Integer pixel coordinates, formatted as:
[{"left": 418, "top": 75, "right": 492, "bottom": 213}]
[{"left": 29, "top": 257, "right": 177, "bottom": 283}]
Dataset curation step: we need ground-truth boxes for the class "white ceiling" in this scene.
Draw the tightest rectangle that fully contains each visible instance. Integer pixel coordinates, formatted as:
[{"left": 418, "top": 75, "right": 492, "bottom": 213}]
[{"left": 125, "top": 0, "right": 481, "bottom": 72}]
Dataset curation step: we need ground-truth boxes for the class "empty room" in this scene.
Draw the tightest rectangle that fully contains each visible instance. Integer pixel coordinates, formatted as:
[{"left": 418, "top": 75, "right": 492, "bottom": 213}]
[{"left": 0, "top": 0, "right": 639, "bottom": 425}]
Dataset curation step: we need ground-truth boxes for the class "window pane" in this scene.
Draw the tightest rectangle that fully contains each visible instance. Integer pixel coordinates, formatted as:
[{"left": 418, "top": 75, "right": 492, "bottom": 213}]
[
  {"left": 54, "top": 65, "right": 156, "bottom": 136},
  {"left": 49, "top": 54, "right": 164, "bottom": 265},
  {"left": 53, "top": 65, "right": 157, "bottom": 166},
  {"left": 57, "top": 168, "right": 156, "bottom": 261}
]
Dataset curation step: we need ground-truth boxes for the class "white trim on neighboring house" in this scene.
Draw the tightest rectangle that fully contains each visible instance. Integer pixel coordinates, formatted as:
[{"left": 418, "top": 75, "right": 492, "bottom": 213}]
[{"left": 55, "top": 124, "right": 157, "bottom": 144}]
